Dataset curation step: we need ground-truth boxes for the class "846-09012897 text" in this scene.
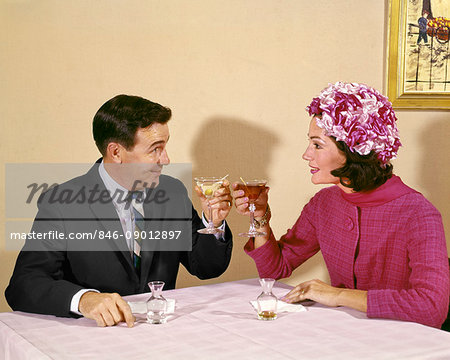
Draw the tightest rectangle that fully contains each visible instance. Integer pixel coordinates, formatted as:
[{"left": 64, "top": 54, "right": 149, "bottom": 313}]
[{"left": 9, "top": 230, "right": 183, "bottom": 241}]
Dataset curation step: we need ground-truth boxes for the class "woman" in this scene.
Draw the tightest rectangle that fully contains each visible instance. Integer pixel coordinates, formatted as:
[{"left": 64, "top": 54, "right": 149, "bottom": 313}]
[{"left": 233, "top": 82, "right": 449, "bottom": 328}]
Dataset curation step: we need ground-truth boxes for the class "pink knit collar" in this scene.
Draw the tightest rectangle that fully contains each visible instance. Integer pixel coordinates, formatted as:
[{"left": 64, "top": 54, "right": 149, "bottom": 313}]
[{"left": 340, "top": 175, "right": 418, "bottom": 207}]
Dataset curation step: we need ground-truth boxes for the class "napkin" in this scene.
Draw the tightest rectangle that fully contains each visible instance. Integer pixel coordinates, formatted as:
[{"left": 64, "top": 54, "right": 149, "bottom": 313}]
[
  {"left": 249, "top": 300, "right": 307, "bottom": 313},
  {"left": 128, "top": 299, "right": 176, "bottom": 314}
]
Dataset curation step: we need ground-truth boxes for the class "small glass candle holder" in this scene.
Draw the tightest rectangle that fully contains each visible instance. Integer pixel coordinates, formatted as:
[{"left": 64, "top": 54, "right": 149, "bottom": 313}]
[
  {"left": 146, "top": 281, "right": 168, "bottom": 324},
  {"left": 256, "top": 278, "right": 278, "bottom": 320}
]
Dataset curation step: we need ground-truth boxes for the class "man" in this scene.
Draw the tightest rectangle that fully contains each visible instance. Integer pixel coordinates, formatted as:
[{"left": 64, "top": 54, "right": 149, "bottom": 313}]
[
  {"left": 6, "top": 95, "right": 233, "bottom": 327},
  {"left": 417, "top": 11, "right": 429, "bottom": 45}
]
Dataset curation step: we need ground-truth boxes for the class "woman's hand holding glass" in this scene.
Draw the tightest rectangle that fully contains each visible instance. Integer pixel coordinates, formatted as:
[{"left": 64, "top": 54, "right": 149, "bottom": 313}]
[
  {"left": 232, "top": 181, "right": 271, "bottom": 243},
  {"left": 232, "top": 182, "right": 269, "bottom": 218}
]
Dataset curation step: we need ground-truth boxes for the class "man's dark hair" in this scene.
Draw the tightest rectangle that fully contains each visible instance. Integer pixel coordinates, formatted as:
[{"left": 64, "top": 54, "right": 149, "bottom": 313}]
[
  {"left": 331, "top": 139, "right": 393, "bottom": 192},
  {"left": 93, "top": 94, "right": 172, "bottom": 155}
]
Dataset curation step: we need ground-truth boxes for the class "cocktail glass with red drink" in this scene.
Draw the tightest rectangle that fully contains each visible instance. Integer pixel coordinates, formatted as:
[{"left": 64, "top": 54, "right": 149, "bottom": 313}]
[{"left": 237, "top": 179, "right": 267, "bottom": 237}]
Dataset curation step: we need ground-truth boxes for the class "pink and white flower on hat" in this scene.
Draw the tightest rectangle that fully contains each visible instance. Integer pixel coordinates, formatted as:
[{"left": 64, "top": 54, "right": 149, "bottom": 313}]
[{"left": 306, "top": 82, "right": 401, "bottom": 164}]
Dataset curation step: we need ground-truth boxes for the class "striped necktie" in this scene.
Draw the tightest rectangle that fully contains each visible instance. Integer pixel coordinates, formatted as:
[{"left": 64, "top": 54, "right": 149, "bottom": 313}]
[{"left": 130, "top": 192, "right": 145, "bottom": 273}]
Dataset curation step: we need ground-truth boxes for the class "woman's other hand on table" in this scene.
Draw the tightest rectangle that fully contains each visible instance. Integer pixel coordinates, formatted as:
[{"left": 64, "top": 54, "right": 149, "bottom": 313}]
[{"left": 281, "top": 279, "right": 367, "bottom": 313}]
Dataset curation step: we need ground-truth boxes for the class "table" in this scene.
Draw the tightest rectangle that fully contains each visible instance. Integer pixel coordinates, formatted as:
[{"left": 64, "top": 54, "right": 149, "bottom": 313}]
[{"left": 1, "top": 279, "right": 450, "bottom": 359}]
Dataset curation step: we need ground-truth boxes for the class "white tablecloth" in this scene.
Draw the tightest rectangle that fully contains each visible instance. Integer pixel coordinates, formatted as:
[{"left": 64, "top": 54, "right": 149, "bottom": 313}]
[{"left": 1, "top": 279, "right": 450, "bottom": 360}]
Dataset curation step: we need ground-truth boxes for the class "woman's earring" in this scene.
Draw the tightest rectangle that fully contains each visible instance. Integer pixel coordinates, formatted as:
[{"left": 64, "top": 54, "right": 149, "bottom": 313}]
[{"left": 341, "top": 178, "right": 351, "bottom": 186}]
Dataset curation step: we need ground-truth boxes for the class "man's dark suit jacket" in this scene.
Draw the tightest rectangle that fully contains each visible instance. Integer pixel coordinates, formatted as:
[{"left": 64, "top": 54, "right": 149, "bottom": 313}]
[{"left": 5, "top": 161, "right": 232, "bottom": 317}]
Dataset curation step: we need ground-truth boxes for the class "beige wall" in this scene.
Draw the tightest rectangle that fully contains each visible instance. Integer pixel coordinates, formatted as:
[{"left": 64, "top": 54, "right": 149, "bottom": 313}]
[{"left": 1, "top": 0, "right": 448, "bottom": 313}]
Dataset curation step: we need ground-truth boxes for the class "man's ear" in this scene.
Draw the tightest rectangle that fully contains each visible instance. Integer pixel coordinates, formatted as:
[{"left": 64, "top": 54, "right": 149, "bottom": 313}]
[{"left": 105, "top": 142, "right": 124, "bottom": 163}]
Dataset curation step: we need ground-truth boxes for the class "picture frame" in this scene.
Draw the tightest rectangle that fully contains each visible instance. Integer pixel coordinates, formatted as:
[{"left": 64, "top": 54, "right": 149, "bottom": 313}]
[{"left": 386, "top": 0, "right": 450, "bottom": 109}]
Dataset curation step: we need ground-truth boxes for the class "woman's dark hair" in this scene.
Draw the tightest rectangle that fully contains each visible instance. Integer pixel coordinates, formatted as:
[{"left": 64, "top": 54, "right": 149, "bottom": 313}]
[
  {"left": 93, "top": 94, "right": 172, "bottom": 155},
  {"left": 331, "top": 138, "right": 393, "bottom": 192}
]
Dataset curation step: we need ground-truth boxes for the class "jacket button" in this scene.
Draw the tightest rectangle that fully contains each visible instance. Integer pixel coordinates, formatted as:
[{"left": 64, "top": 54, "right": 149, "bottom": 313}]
[{"left": 345, "top": 218, "right": 354, "bottom": 230}]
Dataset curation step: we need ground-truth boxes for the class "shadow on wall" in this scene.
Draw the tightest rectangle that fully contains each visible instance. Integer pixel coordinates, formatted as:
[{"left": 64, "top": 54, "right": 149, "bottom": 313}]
[
  {"left": 177, "top": 116, "right": 280, "bottom": 286},
  {"left": 191, "top": 116, "right": 280, "bottom": 181},
  {"left": 420, "top": 118, "right": 450, "bottom": 247}
]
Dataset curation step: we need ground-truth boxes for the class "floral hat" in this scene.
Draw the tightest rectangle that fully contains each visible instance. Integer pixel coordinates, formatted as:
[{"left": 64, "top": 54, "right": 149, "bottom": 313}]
[{"left": 306, "top": 82, "right": 401, "bottom": 164}]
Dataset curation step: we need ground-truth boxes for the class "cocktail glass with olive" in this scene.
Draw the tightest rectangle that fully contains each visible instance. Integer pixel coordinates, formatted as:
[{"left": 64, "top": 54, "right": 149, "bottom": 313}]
[{"left": 194, "top": 177, "right": 225, "bottom": 235}]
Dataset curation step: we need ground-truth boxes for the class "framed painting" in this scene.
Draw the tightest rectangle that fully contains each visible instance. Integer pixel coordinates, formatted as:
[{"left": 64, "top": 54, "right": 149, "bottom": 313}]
[{"left": 386, "top": 0, "right": 450, "bottom": 109}]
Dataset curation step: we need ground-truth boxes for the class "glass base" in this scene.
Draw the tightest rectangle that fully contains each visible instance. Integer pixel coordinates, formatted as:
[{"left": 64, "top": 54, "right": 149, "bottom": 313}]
[
  {"left": 239, "top": 230, "right": 266, "bottom": 237},
  {"left": 198, "top": 227, "right": 225, "bottom": 235},
  {"left": 147, "top": 312, "right": 167, "bottom": 324},
  {"left": 147, "top": 318, "right": 167, "bottom": 324}
]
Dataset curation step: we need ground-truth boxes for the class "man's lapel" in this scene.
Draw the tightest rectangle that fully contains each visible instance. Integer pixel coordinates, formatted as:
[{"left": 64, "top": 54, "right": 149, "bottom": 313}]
[{"left": 85, "top": 162, "right": 138, "bottom": 277}]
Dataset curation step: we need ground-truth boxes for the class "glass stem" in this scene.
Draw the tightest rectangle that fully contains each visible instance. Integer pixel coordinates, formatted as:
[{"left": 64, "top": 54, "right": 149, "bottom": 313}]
[
  {"left": 249, "top": 202, "right": 256, "bottom": 232},
  {"left": 208, "top": 201, "right": 214, "bottom": 229}
]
